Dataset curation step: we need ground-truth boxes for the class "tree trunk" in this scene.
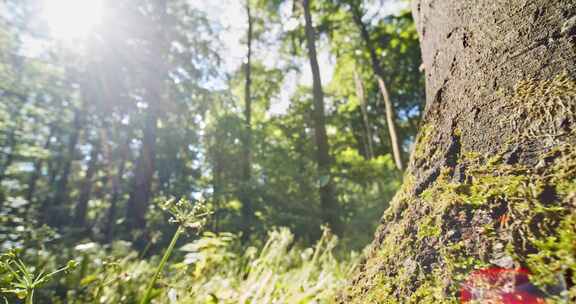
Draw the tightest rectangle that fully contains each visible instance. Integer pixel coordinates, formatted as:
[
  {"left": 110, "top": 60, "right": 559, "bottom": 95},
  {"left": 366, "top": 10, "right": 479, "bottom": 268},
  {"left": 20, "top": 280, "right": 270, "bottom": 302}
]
[
  {"left": 212, "top": 153, "right": 223, "bottom": 233},
  {"left": 105, "top": 131, "right": 129, "bottom": 243},
  {"left": 354, "top": 68, "right": 374, "bottom": 160},
  {"left": 47, "top": 134, "right": 63, "bottom": 188},
  {"left": 351, "top": 4, "right": 404, "bottom": 171},
  {"left": 302, "top": 0, "right": 341, "bottom": 235},
  {"left": 240, "top": 0, "right": 254, "bottom": 243},
  {"left": 126, "top": 110, "right": 158, "bottom": 231},
  {"left": 26, "top": 128, "right": 53, "bottom": 206},
  {"left": 73, "top": 139, "right": 100, "bottom": 227},
  {"left": 341, "top": 0, "right": 576, "bottom": 302},
  {"left": 45, "top": 108, "right": 83, "bottom": 226},
  {"left": 125, "top": 0, "right": 167, "bottom": 232}
]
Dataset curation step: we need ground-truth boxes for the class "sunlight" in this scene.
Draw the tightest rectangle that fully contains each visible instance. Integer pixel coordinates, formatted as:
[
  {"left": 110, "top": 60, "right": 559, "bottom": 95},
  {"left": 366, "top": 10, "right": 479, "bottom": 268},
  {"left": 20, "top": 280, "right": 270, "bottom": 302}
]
[{"left": 43, "top": 0, "right": 103, "bottom": 40}]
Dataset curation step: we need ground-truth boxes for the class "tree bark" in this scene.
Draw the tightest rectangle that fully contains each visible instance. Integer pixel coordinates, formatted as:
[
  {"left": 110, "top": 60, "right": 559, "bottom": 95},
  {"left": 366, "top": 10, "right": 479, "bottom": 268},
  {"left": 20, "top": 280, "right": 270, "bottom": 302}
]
[
  {"left": 302, "top": 0, "right": 341, "bottom": 235},
  {"left": 354, "top": 68, "right": 374, "bottom": 160},
  {"left": 351, "top": 3, "right": 404, "bottom": 171},
  {"left": 240, "top": 0, "right": 254, "bottom": 242},
  {"left": 74, "top": 139, "right": 100, "bottom": 227},
  {"left": 341, "top": 0, "right": 576, "bottom": 302}
]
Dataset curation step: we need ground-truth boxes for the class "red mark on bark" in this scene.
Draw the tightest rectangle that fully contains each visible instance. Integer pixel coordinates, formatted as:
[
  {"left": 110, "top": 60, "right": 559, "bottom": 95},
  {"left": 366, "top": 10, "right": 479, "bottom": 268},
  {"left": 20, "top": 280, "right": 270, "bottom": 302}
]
[{"left": 460, "top": 267, "right": 546, "bottom": 303}]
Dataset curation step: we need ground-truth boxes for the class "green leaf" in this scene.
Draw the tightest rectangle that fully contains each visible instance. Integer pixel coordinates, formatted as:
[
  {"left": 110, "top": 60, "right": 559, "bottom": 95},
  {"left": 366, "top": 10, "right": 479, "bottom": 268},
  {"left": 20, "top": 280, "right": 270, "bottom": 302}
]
[{"left": 80, "top": 274, "right": 99, "bottom": 286}]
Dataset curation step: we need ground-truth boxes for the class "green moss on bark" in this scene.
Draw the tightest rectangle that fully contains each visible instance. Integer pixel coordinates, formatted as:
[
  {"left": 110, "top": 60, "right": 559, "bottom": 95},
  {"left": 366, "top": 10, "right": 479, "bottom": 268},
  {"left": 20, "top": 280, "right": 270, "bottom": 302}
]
[{"left": 340, "top": 75, "right": 576, "bottom": 303}]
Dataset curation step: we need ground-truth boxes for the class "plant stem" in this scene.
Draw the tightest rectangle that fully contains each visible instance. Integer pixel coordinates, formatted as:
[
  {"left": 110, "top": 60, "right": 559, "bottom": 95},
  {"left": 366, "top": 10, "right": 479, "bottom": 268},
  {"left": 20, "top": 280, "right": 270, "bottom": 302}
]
[
  {"left": 140, "top": 225, "right": 184, "bottom": 304},
  {"left": 26, "top": 288, "right": 33, "bottom": 304}
]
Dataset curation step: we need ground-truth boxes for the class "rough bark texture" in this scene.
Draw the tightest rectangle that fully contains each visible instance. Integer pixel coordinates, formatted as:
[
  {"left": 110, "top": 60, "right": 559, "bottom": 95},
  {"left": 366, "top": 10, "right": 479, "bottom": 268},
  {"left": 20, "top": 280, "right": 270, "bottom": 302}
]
[
  {"left": 303, "top": 0, "right": 342, "bottom": 235},
  {"left": 341, "top": 0, "right": 576, "bottom": 302}
]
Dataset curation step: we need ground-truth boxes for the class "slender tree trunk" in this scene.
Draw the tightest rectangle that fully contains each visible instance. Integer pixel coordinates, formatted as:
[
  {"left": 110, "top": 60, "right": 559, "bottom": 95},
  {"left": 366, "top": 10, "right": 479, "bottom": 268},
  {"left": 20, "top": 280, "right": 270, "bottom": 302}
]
[
  {"left": 354, "top": 69, "right": 374, "bottom": 159},
  {"left": 302, "top": 0, "right": 341, "bottom": 235},
  {"left": 45, "top": 108, "right": 83, "bottom": 226},
  {"left": 212, "top": 153, "right": 223, "bottom": 232},
  {"left": 240, "top": 0, "right": 254, "bottom": 242},
  {"left": 47, "top": 134, "right": 63, "bottom": 187},
  {"left": 341, "top": 0, "right": 576, "bottom": 302},
  {"left": 105, "top": 131, "right": 129, "bottom": 243},
  {"left": 0, "top": 129, "right": 17, "bottom": 183},
  {"left": 126, "top": 110, "right": 158, "bottom": 231},
  {"left": 26, "top": 128, "right": 53, "bottom": 206},
  {"left": 351, "top": 4, "right": 404, "bottom": 171},
  {"left": 73, "top": 139, "right": 100, "bottom": 227}
]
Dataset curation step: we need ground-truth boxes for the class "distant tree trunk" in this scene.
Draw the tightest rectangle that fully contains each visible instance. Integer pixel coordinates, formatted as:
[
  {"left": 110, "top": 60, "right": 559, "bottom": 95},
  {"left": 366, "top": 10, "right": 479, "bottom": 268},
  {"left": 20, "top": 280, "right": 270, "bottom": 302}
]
[
  {"left": 212, "top": 152, "right": 223, "bottom": 232},
  {"left": 302, "top": 0, "right": 341, "bottom": 235},
  {"left": 354, "top": 68, "right": 374, "bottom": 160},
  {"left": 46, "top": 132, "right": 64, "bottom": 189},
  {"left": 126, "top": 110, "right": 158, "bottom": 231},
  {"left": 73, "top": 139, "right": 100, "bottom": 227},
  {"left": 46, "top": 108, "right": 83, "bottom": 226},
  {"left": 125, "top": 0, "right": 167, "bottom": 232},
  {"left": 105, "top": 131, "right": 129, "bottom": 243},
  {"left": 26, "top": 128, "right": 53, "bottom": 205},
  {"left": 0, "top": 129, "right": 17, "bottom": 184},
  {"left": 341, "top": 0, "right": 576, "bottom": 302},
  {"left": 240, "top": 0, "right": 254, "bottom": 242},
  {"left": 351, "top": 3, "right": 404, "bottom": 171}
]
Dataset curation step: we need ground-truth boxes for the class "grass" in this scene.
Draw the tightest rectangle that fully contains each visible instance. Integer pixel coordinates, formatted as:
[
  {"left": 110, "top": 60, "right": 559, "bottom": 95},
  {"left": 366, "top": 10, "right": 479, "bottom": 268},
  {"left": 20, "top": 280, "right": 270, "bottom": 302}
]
[{"left": 1, "top": 219, "right": 355, "bottom": 303}]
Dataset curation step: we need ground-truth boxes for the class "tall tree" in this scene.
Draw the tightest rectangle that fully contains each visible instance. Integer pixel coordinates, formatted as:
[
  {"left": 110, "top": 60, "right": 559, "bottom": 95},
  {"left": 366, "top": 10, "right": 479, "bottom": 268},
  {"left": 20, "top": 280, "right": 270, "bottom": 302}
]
[
  {"left": 302, "top": 0, "right": 341, "bottom": 234},
  {"left": 125, "top": 0, "right": 168, "bottom": 232},
  {"left": 340, "top": 0, "right": 576, "bottom": 302},
  {"left": 125, "top": 101, "right": 159, "bottom": 231},
  {"left": 349, "top": 1, "right": 404, "bottom": 171},
  {"left": 240, "top": 0, "right": 255, "bottom": 242}
]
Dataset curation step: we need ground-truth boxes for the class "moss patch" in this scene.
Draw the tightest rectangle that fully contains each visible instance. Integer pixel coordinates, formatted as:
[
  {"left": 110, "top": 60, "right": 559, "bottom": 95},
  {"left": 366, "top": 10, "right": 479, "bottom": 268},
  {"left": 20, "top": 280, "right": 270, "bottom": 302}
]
[
  {"left": 412, "top": 123, "right": 435, "bottom": 162},
  {"left": 344, "top": 143, "right": 576, "bottom": 303},
  {"left": 340, "top": 73, "right": 576, "bottom": 303},
  {"left": 501, "top": 72, "right": 576, "bottom": 139}
]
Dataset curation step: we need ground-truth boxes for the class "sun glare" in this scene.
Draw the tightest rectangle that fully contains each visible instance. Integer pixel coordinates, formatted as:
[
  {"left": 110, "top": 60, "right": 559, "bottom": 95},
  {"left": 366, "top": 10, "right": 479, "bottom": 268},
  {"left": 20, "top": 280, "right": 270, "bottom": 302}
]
[{"left": 43, "top": 0, "right": 103, "bottom": 40}]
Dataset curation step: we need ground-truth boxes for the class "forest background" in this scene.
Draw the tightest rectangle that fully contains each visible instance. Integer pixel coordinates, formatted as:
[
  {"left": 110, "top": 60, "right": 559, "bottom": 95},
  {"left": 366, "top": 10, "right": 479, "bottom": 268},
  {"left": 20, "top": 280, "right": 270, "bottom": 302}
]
[{"left": 0, "top": 0, "right": 424, "bottom": 302}]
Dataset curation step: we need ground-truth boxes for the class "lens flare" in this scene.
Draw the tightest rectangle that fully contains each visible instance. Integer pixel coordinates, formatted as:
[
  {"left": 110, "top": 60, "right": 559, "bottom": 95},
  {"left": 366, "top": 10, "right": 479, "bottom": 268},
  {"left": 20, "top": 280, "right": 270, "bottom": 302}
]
[{"left": 43, "top": 0, "right": 103, "bottom": 40}]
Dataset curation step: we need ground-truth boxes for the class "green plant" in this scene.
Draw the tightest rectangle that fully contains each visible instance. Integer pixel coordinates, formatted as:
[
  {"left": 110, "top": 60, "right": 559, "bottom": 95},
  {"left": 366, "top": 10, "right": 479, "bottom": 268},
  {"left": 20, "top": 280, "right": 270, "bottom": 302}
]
[
  {"left": 0, "top": 249, "right": 77, "bottom": 304},
  {"left": 140, "top": 198, "right": 211, "bottom": 304}
]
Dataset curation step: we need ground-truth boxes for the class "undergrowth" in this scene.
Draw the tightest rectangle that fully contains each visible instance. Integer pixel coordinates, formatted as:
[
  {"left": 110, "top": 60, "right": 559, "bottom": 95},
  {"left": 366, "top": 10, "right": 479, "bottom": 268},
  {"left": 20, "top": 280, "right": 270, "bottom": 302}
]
[{"left": 0, "top": 200, "right": 355, "bottom": 303}]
